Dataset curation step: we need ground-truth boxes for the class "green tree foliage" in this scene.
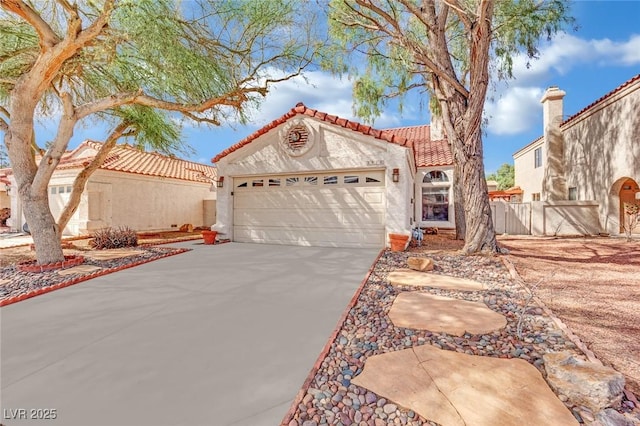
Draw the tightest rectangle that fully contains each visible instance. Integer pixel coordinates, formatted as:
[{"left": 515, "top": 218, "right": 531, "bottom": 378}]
[
  {"left": 326, "top": 0, "right": 573, "bottom": 254},
  {"left": 486, "top": 163, "right": 515, "bottom": 190},
  {"left": 0, "top": 0, "right": 318, "bottom": 264}
]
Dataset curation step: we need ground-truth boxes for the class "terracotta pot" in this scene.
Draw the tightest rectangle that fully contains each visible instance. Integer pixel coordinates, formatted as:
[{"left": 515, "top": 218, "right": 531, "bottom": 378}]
[
  {"left": 202, "top": 230, "right": 218, "bottom": 245},
  {"left": 389, "top": 233, "right": 409, "bottom": 252}
]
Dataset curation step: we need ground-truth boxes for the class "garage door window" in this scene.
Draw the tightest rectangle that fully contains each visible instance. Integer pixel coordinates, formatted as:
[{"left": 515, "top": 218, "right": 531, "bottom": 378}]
[
  {"left": 324, "top": 176, "right": 338, "bottom": 185},
  {"left": 304, "top": 176, "right": 318, "bottom": 185},
  {"left": 235, "top": 171, "right": 385, "bottom": 190}
]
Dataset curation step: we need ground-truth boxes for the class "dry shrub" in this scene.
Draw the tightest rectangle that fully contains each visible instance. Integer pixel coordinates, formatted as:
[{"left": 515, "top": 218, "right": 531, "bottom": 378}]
[{"left": 90, "top": 226, "right": 138, "bottom": 249}]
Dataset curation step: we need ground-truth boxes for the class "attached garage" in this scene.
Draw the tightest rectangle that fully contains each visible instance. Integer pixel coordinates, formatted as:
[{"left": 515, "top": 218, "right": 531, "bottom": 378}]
[
  {"left": 212, "top": 103, "right": 425, "bottom": 249},
  {"left": 233, "top": 170, "right": 386, "bottom": 248}
]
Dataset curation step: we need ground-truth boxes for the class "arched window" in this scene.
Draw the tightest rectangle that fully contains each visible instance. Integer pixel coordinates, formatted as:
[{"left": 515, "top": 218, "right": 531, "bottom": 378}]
[
  {"left": 421, "top": 170, "right": 450, "bottom": 222},
  {"left": 423, "top": 170, "right": 449, "bottom": 183}
]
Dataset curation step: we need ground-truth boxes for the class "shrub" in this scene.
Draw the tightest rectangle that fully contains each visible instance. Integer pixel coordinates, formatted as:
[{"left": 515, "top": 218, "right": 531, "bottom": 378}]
[{"left": 90, "top": 226, "right": 138, "bottom": 249}]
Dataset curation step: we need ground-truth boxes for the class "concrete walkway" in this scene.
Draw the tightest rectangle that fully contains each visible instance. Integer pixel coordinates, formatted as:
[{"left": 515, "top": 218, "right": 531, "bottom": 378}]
[{"left": 1, "top": 242, "right": 380, "bottom": 426}]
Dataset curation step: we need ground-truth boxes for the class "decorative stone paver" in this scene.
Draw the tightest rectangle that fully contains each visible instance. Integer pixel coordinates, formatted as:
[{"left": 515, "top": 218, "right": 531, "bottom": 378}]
[
  {"left": 56, "top": 265, "right": 103, "bottom": 276},
  {"left": 544, "top": 351, "right": 626, "bottom": 413},
  {"left": 388, "top": 269, "right": 487, "bottom": 291},
  {"left": 84, "top": 249, "right": 142, "bottom": 260},
  {"left": 389, "top": 292, "right": 507, "bottom": 335},
  {"left": 352, "top": 344, "right": 579, "bottom": 426}
]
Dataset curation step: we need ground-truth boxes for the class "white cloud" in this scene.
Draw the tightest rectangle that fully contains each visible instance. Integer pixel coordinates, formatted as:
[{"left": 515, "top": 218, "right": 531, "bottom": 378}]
[
  {"left": 510, "top": 32, "right": 640, "bottom": 84},
  {"left": 485, "top": 32, "right": 639, "bottom": 136},
  {"left": 485, "top": 87, "right": 543, "bottom": 135},
  {"left": 246, "top": 70, "right": 412, "bottom": 129}
]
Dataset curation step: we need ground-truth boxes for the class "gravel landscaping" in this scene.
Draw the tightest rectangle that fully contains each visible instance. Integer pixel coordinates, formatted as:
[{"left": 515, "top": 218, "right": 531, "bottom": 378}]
[
  {"left": 0, "top": 246, "right": 189, "bottom": 306},
  {"left": 284, "top": 248, "right": 637, "bottom": 425}
]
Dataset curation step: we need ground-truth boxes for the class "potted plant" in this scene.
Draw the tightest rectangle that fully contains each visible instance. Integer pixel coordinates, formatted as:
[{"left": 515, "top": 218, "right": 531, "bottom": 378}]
[
  {"left": 388, "top": 233, "right": 409, "bottom": 252},
  {"left": 202, "top": 230, "right": 217, "bottom": 245}
]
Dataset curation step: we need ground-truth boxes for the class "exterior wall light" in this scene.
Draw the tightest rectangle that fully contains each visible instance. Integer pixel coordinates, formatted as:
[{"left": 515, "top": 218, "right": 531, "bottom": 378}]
[
  {"left": 216, "top": 176, "right": 224, "bottom": 188},
  {"left": 392, "top": 168, "right": 400, "bottom": 183}
]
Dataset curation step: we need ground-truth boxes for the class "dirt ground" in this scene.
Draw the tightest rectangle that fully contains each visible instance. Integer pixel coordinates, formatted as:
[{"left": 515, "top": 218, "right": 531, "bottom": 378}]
[
  {"left": 410, "top": 232, "right": 639, "bottom": 395},
  {"left": 499, "top": 236, "right": 640, "bottom": 395}
]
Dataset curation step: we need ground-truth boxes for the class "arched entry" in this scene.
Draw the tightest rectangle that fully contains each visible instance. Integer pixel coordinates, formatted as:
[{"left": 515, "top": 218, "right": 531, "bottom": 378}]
[{"left": 619, "top": 178, "right": 640, "bottom": 232}]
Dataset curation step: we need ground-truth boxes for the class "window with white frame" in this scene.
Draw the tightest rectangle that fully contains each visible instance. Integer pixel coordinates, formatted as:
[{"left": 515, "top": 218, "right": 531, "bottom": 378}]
[
  {"left": 49, "top": 185, "right": 72, "bottom": 195},
  {"left": 568, "top": 187, "right": 578, "bottom": 200},
  {"left": 534, "top": 147, "right": 542, "bottom": 168},
  {"left": 421, "top": 170, "right": 450, "bottom": 222}
]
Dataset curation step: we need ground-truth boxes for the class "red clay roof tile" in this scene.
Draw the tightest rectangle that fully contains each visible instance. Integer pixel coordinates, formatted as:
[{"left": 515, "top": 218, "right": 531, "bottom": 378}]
[
  {"left": 56, "top": 141, "right": 217, "bottom": 184},
  {"left": 383, "top": 125, "right": 453, "bottom": 167},
  {"left": 211, "top": 103, "right": 453, "bottom": 167},
  {"left": 562, "top": 73, "right": 640, "bottom": 127}
]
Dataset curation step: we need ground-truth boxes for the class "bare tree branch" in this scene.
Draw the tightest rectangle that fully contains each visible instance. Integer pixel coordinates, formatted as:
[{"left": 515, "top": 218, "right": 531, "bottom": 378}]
[
  {"left": 57, "top": 122, "right": 129, "bottom": 232},
  {"left": 31, "top": 92, "right": 77, "bottom": 192},
  {"left": 0, "top": 0, "right": 60, "bottom": 49},
  {"left": 442, "top": 0, "right": 473, "bottom": 32}
]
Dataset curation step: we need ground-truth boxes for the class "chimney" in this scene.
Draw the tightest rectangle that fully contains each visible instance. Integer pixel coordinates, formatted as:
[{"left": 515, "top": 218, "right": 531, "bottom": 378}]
[
  {"left": 540, "top": 86, "right": 568, "bottom": 201},
  {"left": 541, "top": 86, "right": 565, "bottom": 131},
  {"left": 429, "top": 102, "right": 444, "bottom": 140}
]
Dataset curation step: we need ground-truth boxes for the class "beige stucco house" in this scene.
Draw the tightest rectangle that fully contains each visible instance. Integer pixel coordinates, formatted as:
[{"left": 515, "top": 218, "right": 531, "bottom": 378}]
[
  {"left": 514, "top": 74, "right": 640, "bottom": 236},
  {"left": 6, "top": 141, "right": 218, "bottom": 235},
  {"left": 211, "top": 103, "right": 454, "bottom": 248}
]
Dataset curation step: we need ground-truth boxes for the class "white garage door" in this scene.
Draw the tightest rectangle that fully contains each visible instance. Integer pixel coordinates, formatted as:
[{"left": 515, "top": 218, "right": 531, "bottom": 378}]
[{"left": 233, "top": 171, "right": 386, "bottom": 248}]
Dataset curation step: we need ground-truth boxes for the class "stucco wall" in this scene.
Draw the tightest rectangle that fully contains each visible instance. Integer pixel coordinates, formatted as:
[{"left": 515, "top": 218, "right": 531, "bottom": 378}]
[
  {"left": 215, "top": 116, "right": 414, "bottom": 242},
  {"left": 0, "top": 191, "right": 9, "bottom": 210},
  {"left": 514, "top": 138, "right": 544, "bottom": 202},
  {"left": 84, "top": 170, "right": 214, "bottom": 233},
  {"left": 561, "top": 81, "right": 640, "bottom": 234},
  {"left": 531, "top": 201, "right": 600, "bottom": 236}
]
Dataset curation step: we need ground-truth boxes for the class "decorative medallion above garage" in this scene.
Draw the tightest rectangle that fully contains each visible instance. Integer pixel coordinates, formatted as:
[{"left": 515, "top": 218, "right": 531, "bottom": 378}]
[{"left": 279, "top": 119, "right": 315, "bottom": 157}]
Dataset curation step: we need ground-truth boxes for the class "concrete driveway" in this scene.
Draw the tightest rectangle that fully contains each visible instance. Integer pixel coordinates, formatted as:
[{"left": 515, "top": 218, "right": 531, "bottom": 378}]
[{"left": 1, "top": 242, "right": 380, "bottom": 426}]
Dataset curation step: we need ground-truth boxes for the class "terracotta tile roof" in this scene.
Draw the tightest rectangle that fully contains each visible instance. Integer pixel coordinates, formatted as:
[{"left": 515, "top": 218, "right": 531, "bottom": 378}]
[
  {"left": 383, "top": 125, "right": 453, "bottom": 167},
  {"left": 57, "top": 141, "right": 217, "bottom": 184},
  {"left": 211, "top": 102, "right": 453, "bottom": 168},
  {"left": 562, "top": 73, "right": 640, "bottom": 127},
  {"left": 212, "top": 102, "right": 414, "bottom": 164}
]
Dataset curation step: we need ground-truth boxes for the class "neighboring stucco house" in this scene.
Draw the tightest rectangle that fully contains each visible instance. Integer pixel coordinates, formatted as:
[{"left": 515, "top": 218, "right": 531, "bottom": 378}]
[
  {"left": 514, "top": 74, "right": 640, "bottom": 235},
  {"left": 6, "top": 141, "right": 218, "bottom": 235},
  {"left": 212, "top": 102, "right": 454, "bottom": 248}
]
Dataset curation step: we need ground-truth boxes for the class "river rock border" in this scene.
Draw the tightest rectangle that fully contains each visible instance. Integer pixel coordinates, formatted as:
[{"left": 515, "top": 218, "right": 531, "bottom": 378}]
[
  {"left": 0, "top": 247, "right": 190, "bottom": 307},
  {"left": 282, "top": 250, "right": 631, "bottom": 426},
  {"left": 17, "top": 254, "right": 85, "bottom": 273}
]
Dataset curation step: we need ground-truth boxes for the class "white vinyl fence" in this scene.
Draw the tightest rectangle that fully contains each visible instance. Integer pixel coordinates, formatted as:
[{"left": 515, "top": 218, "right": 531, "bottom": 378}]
[{"left": 490, "top": 201, "right": 531, "bottom": 235}]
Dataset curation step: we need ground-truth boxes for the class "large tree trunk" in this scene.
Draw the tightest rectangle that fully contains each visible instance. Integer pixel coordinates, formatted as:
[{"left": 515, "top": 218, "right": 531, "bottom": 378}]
[
  {"left": 459, "top": 130, "right": 498, "bottom": 254},
  {"left": 22, "top": 186, "right": 64, "bottom": 263},
  {"left": 453, "top": 161, "right": 466, "bottom": 240}
]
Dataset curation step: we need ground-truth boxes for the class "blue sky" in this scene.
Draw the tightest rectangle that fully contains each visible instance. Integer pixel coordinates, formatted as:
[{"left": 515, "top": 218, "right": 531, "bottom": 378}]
[{"left": 45, "top": 0, "right": 640, "bottom": 175}]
